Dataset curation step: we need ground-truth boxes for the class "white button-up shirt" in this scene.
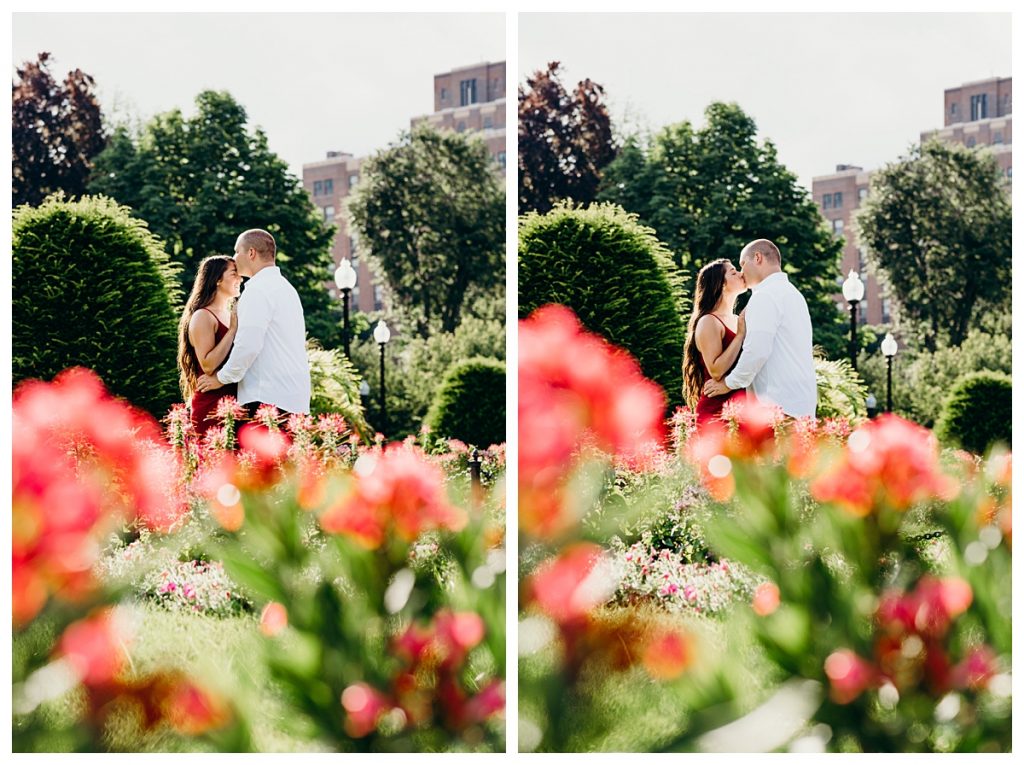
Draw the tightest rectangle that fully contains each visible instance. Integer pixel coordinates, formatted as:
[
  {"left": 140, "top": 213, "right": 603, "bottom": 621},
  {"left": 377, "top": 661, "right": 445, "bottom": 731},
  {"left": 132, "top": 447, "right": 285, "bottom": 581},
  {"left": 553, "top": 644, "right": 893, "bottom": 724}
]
[
  {"left": 216, "top": 266, "right": 311, "bottom": 414},
  {"left": 724, "top": 271, "right": 817, "bottom": 418}
]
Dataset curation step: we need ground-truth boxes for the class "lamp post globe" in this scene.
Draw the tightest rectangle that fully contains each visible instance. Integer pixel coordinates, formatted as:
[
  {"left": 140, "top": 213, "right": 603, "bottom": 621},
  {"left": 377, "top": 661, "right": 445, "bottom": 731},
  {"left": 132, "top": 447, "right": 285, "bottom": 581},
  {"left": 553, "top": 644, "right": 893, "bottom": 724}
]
[
  {"left": 881, "top": 332, "right": 898, "bottom": 413},
  {"left": 334, "top": 259, "right": 358, "bottom": 359},
  {"left": 842, "top": 270, "right": 865, "bottom": 370}
]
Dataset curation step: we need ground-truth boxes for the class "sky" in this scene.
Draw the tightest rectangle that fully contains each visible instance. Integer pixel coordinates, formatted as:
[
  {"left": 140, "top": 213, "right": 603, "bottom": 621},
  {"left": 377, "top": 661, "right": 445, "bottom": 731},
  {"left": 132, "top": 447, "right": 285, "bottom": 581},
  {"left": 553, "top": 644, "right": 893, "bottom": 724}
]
[
  {"left": 12, "top": 12, "right": 505, "bottom": 180},
  {"left": 519, "top": 13, "right": 1011, "bottom": 191}
]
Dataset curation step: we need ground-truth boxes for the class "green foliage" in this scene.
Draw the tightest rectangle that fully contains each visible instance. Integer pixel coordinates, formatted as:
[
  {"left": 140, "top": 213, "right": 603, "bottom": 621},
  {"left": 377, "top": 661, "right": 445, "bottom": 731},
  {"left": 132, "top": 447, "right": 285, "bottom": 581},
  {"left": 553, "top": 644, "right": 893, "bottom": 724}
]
[
  {"left": 856, "top": 328, "right": 1012, "bottom": 428},
  {"left": 12, "top": 194, "right": 181, "bottom": 416},
  {"left": 306, "top": 340, "right": 371, "bottom": 441},
  {"left": 518, "top": 61, "right": 616, "bottom": 214},
  {"left": 814, "top": 354, "right": 868, "bottom": 420},
  {"left": 598, "top": 103, "right": 847, "bottom": 357},
  {"left": 87, "top": 90, "right": 340, "bottom": 346},
  {"left": 519, "top": 202, "right": 687, "bottom": 409},
  {"left": 424, "top": 357, "right": 506, "bottom": 448},
  {"left": 855, "top": 140, "right": 1011, "bottom": 351},
  {"left": 13, "top": 52, "right": 107, "bottom": 207},
  {"left": 346, "top": 123, "right": 504, "bottom": 339},
  {"left": 935, "top": 371, "right": 1011, "bottom": 455}
]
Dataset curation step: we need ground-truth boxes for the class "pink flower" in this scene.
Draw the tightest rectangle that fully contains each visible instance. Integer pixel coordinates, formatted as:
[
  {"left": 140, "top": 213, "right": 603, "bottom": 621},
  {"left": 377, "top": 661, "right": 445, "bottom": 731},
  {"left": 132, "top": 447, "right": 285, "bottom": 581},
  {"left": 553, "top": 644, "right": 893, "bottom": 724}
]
[
  {"left": 824, "top": 649, "right": 877, "bottom": 704},
  {"left": 752, "top": 582, "right": 781, "bottom": 616},
  {"left": 950, "top": 646, "right": 998, "bottom": 690},
  {"left": 56, "top": 609, "right": 129, "bottom": 686},
  {"left": 526, "top": 543, "right": 609, "bottom": 624},
  {"left": 683, "top": 585, "right": 697, "bottom": 601},
  {"left": 341, "top": 682, "right": 392, "bottom": 738},
  {"left": 260, "top": 602, "right": 288, "bottom": 637}
]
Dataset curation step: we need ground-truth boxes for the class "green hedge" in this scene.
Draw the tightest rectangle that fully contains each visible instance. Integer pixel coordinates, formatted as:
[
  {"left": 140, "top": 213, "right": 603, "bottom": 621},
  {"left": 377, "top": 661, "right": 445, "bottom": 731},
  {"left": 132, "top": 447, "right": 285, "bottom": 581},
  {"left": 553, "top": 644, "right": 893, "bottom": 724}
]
[
  {"left": 935, "top": 371, "right": 1011, "bottom": 455},
  {"left": 13, "top": 194, "right": 181, "bottom": 416},
  {"left": 519, "top": 202, "right": 687, "bottom": 410},
  {"left": 424, "top": 357, "right": 506, "bottom": 447}
]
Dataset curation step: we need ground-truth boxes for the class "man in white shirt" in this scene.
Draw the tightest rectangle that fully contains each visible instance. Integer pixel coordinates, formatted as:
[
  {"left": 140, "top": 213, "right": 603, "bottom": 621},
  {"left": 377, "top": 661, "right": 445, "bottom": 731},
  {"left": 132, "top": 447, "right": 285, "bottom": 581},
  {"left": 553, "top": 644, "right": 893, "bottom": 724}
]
[
  {"left": 196, "top": 229, "right": 311, "bottom": 414},
  {"left": 702, "top": 239, "right": 817, "bottom": 418}
]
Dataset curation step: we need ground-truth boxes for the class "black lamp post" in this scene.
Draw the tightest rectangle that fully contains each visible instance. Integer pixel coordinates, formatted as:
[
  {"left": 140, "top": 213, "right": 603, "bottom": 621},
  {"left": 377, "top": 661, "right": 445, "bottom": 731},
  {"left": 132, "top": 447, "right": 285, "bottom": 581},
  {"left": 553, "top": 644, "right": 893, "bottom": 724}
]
[
  {"left": 373, "top": 319, "right": 391, "bottom": 436},
  {"left": 842, "top": 270, "right": 865, "bottom": 370},
  {"left": 881, "top": 332, "right": 898, "bottom": 413},
  {"left": 866, "top": 393, "right": 878, "bottom": 420},
  {"left": 334, "top": 258, "right": 357, "bottom": 359}
]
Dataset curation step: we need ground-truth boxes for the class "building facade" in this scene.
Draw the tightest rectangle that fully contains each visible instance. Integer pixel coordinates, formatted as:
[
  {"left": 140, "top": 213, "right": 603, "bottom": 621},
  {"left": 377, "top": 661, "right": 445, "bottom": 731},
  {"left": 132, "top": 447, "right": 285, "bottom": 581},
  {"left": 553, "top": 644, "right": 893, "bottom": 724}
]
[
  {"left": 812, "top": 76, "right": 1011, "bottom": 327},
  {"left": 301, "top": 60, "right": 506, "bottom": 316}
]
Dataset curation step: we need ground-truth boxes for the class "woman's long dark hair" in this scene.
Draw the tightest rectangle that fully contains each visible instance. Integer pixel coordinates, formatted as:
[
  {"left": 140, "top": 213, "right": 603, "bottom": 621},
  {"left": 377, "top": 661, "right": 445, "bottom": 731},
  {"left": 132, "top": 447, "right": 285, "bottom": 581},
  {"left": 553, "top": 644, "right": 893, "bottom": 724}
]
[
  {"left": 178, "top": 255, "right": 234, "bottom": 400},
  {"left": 682, "top": 258, "right": 731, "bottom": 408}
]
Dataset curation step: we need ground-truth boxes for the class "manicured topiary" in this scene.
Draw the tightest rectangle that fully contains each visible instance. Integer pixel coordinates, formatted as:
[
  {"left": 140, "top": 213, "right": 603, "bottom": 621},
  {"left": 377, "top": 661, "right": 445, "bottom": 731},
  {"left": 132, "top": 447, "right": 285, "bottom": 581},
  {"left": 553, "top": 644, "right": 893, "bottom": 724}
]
[
  {"left": 13, "top": 194, "right": 181, "bottom": 416},
  {"left": 935, "top": 371, "right": 1011, "bottom": 455},
  {"left": 815, "top": 355, "right": 868, "bottom": 421},
  {"left": 519, "top": 202, "right": 688, "bottom": 409},
  {"left": 424, "top": 357, "right": 506, "bottom": 447}
]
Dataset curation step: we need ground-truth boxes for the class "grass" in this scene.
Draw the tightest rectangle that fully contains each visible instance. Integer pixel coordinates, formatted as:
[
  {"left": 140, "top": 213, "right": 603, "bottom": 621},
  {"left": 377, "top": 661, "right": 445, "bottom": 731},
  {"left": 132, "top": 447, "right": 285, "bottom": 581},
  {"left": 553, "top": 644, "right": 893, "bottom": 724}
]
[{"left": 14, "top": 601, "right": 328, "bottom": 753}]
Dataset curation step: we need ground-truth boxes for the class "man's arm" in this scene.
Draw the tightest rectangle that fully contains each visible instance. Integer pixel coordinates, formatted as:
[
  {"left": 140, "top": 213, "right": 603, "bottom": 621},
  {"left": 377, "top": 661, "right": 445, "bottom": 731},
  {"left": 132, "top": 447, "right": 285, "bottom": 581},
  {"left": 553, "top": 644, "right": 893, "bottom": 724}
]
[
  {"left": 216, "top": 285, "right": 273, "bottom": 385},
  {"left": 719, "top": 292, "right": 782, "bottom": 391}
]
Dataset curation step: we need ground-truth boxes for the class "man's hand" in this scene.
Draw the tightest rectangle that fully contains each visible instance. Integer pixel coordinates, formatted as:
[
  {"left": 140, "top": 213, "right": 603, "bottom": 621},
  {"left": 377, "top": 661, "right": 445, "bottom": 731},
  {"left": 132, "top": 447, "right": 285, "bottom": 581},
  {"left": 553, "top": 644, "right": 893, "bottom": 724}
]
[
  {"left": 703, "top": 378, "right": 731, "bottom": 397},
  {"left": 196, "top": 373, "right": 225, "bottom": 393}
]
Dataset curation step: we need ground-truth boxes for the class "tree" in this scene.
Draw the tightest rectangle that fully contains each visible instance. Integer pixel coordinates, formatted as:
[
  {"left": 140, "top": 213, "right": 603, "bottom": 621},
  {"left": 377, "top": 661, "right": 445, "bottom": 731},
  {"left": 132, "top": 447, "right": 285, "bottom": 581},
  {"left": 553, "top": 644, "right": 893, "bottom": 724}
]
[
  {"left": 87, "top": 90, "right": 339, "bottom": 345},
  {"left": 13, "top": 194, "right": 181, "bottom": 417},
  {"left": 518, "top": 61, "right": 616, "bottom": 215},
  {"left": 854, "top": 140, "right": 1011, "bottom": 351},
  {"left": 345, "top": 123, "right": 504, "bottom": 339},
  {"left": 598, "top": 102, "right": 847, "bottom": 358},
  {"left": 13, "top": 52, "right": 107, "bottom": 207}
]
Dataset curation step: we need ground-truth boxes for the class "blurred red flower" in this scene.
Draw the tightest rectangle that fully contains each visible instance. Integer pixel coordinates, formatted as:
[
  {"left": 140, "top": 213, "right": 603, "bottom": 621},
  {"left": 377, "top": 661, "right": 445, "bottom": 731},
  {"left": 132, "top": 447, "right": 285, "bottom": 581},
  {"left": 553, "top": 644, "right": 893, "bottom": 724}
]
[
  {"left": 824, "top": 648, "right": 877, "bottom": 704},
  {"left": 341, "top": 682, "right": 393, "bottom": 738},
  {"left": 525, "top": 543, "right": 611, "bottom": 624},
  {"left": 56, "top": 609, "right": 129, "bottom": 685}
]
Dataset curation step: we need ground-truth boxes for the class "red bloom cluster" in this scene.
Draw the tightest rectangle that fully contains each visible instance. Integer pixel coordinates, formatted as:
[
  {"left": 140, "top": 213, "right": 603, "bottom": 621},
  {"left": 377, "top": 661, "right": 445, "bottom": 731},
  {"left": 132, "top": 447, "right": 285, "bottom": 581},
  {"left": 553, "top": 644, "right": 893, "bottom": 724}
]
[
  {"left": 826, "top": 576, "right": 998, "bottom": 704},
  {"left": 519, "top": 305, "right": 666, "bottom": 538},
  {"left": 55, "top": 609, "right": 231, "bottom": 735},
  {"left": 319, "top": 443, "right": 467, "bottom": 548},
  {"left": 811, "top": 414, "right": 958, "bottom": 516},
  {"left": 341, "top": 609, "right": 504, "bottom": 737},
  {"left": 13, "top": 368, "right": 187, "bottom": 625}
]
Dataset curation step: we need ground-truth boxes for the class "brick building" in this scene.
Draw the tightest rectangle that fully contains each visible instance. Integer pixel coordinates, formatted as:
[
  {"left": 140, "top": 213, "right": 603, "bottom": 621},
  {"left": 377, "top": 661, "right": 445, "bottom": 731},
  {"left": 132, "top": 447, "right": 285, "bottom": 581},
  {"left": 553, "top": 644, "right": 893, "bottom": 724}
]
[
  {"left": 812, "top": 76, "right": 1011, "bottom": 327},
  {"left": 302, "top": 60, "right": 506, "bottom": 315}
]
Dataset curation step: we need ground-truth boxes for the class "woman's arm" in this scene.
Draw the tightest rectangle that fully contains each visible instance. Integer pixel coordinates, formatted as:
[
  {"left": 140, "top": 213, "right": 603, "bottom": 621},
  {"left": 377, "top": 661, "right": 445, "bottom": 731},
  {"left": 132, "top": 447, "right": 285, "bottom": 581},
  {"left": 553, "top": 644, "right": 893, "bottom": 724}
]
[
  {"left": 188, "top": 309, "right": 238, "bottom": 375},
  {"left": 695, "top": 314, "right": 746, "bottom": 380}
]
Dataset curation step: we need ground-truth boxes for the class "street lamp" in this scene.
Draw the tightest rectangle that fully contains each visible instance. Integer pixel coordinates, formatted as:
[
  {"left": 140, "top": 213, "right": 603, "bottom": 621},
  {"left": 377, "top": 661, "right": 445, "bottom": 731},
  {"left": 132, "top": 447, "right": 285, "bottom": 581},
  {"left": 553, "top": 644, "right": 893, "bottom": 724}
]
[
  {"left": 373, "top": 320, "right": 391, "bottom": 436},
  {"left": 334, "top": 258, "right": 357, "bottom": 359},
  {"left": 866, "top": 393, "right": 878, "bottom": 419},
  {"left": 881, "top": 332, "right": 898, "bottom": 413},
  {"left": 842, "top": 270, "right": 865, "bottom": 370}
]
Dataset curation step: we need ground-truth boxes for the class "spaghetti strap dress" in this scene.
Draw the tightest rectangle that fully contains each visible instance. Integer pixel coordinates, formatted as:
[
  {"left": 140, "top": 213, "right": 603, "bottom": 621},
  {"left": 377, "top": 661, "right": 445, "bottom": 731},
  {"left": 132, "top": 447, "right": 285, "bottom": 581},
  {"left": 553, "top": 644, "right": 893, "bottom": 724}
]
[
  {"left": 694, "top": 314, "right": 745, "bottom": 426},
  {"left": 189, "top": 308, "right": 238, "bottom": 435}
]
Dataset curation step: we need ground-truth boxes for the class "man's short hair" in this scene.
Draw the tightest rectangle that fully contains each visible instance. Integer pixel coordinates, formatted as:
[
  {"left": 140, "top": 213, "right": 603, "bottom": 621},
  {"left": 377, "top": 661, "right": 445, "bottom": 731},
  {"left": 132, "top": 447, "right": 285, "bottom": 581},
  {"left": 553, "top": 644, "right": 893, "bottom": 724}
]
[
  {"left": 238, "top": 229, "right": 276, "bottom": 260},
  {"left": 746, "top": 238, "right": 781, "bottom": 265}
]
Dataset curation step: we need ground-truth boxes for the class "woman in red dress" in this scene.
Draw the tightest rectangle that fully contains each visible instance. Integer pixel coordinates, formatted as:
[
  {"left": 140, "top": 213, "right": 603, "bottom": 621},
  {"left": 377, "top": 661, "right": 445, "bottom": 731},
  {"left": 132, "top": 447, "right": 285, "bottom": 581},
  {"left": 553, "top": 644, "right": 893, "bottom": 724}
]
[
  {"left": 176, "top": 255, "right": 242, "bottom": 435},
  {"left": 682, "top": 258, "right": 748, "bottom": 427}
]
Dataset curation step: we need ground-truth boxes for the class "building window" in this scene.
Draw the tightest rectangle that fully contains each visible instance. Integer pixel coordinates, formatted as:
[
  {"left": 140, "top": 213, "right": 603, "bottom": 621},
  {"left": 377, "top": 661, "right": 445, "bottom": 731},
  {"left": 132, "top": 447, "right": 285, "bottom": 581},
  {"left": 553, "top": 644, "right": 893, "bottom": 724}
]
[
  {"left": 950, "top": 102, "right": 958, "bottom": 119},
  {"left": 324, "top": 178, "right": 333, "bottom": 195},
  {"left": 858, "top": 187, "right": 868, "bottom": 203},
  {"left": 1007, "top": 167, "right": 1013, "bottom": 179},
  {"left": 858, "top": 246, "right": 867, "bottom": 273},
  {"left": 970, "top": 93, "right": 988, "bottom": 121},
  {"left": 373, "top": 285, "right": 384, "bottom": 311},
  {"left": 833, "top": 191, "right": 843, "bottom": 209},
  {"left": 497, "top": 151, "right": 506, "bottom": 170},
  {"left": 483, "top": 116, "right": 493, "bottom": 129},
  {"left": 994, "top": 131, "right": 1003, "bottom": 144},
  {"left": 882, "top": 298, "right": 891, "bottom": 324},
  {"left": 966, "top": 136, "right": 976, "bottom": 148},
  {"left": 348, "top": 173, "right": 359, "bottom": 187},
  {"left": 323, "top": 206, "right": 335, "bottom": 221},
  {"left": 833, "top": 219, "right": 844, "bottom": 235},
  {"left": 858, "top": 299, "right": 868, "bottom": 325},
  {"left": 349, "top": 236, "right": 357, "bottom": 255},
  {"left": 459, "top": 78, "right": 478, "bottom": 106},
  {"left": 823, "top": 193, "right": 832, "bottom": 209},
  {"left": 313, "top": 180, "right": 323, "bottom": 196},
  {"left": 440, "top": 87, "right": 447, "bottom": 103},
  {"left": 456, "top": 121, "right": 466, "bottom": 133}
]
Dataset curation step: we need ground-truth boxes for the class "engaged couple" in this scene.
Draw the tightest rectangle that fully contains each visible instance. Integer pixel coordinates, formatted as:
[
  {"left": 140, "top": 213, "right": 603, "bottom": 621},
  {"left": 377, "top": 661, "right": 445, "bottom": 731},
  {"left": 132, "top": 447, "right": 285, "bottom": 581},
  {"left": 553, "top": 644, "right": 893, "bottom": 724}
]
[
  {"left": 684, "top": 238, "right": 817, "bottom": 426},
  {"left": 177, "top": 228, "right": 311, "bottom": 435}
]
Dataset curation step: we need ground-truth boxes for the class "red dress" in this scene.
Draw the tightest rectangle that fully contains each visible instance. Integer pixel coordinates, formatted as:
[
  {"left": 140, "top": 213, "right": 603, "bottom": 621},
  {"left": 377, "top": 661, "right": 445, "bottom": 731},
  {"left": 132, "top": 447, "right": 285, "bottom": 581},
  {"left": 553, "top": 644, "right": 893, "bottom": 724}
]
[
  {"left": 695, "top": 314, "right": 745, "bottom": 427},
  {"left": 189, "top": 308, "right": 238, "bottom": 436}
]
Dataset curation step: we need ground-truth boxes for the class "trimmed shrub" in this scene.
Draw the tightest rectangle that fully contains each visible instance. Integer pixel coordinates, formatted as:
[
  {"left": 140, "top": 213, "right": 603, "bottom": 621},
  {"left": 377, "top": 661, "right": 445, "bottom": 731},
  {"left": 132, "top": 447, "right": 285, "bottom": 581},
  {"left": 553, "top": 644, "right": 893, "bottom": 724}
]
[
  {"left": 519, "top": 202, "right": 687, "bottom": 409},
  {"left": 306, "top": 340, "right": 371, "bottom": 441},
  {"left": 424, "top": 357, "right": 506, "bottom": 447},
  {"left": 815, "top": 355, "right": 868, "bottom": 421},
  {"left": 935, "top": 371, "right": 1011, "bottom": 455},
  {"left": 13, "top": 194, "right": 181, "bottom": 416}
]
